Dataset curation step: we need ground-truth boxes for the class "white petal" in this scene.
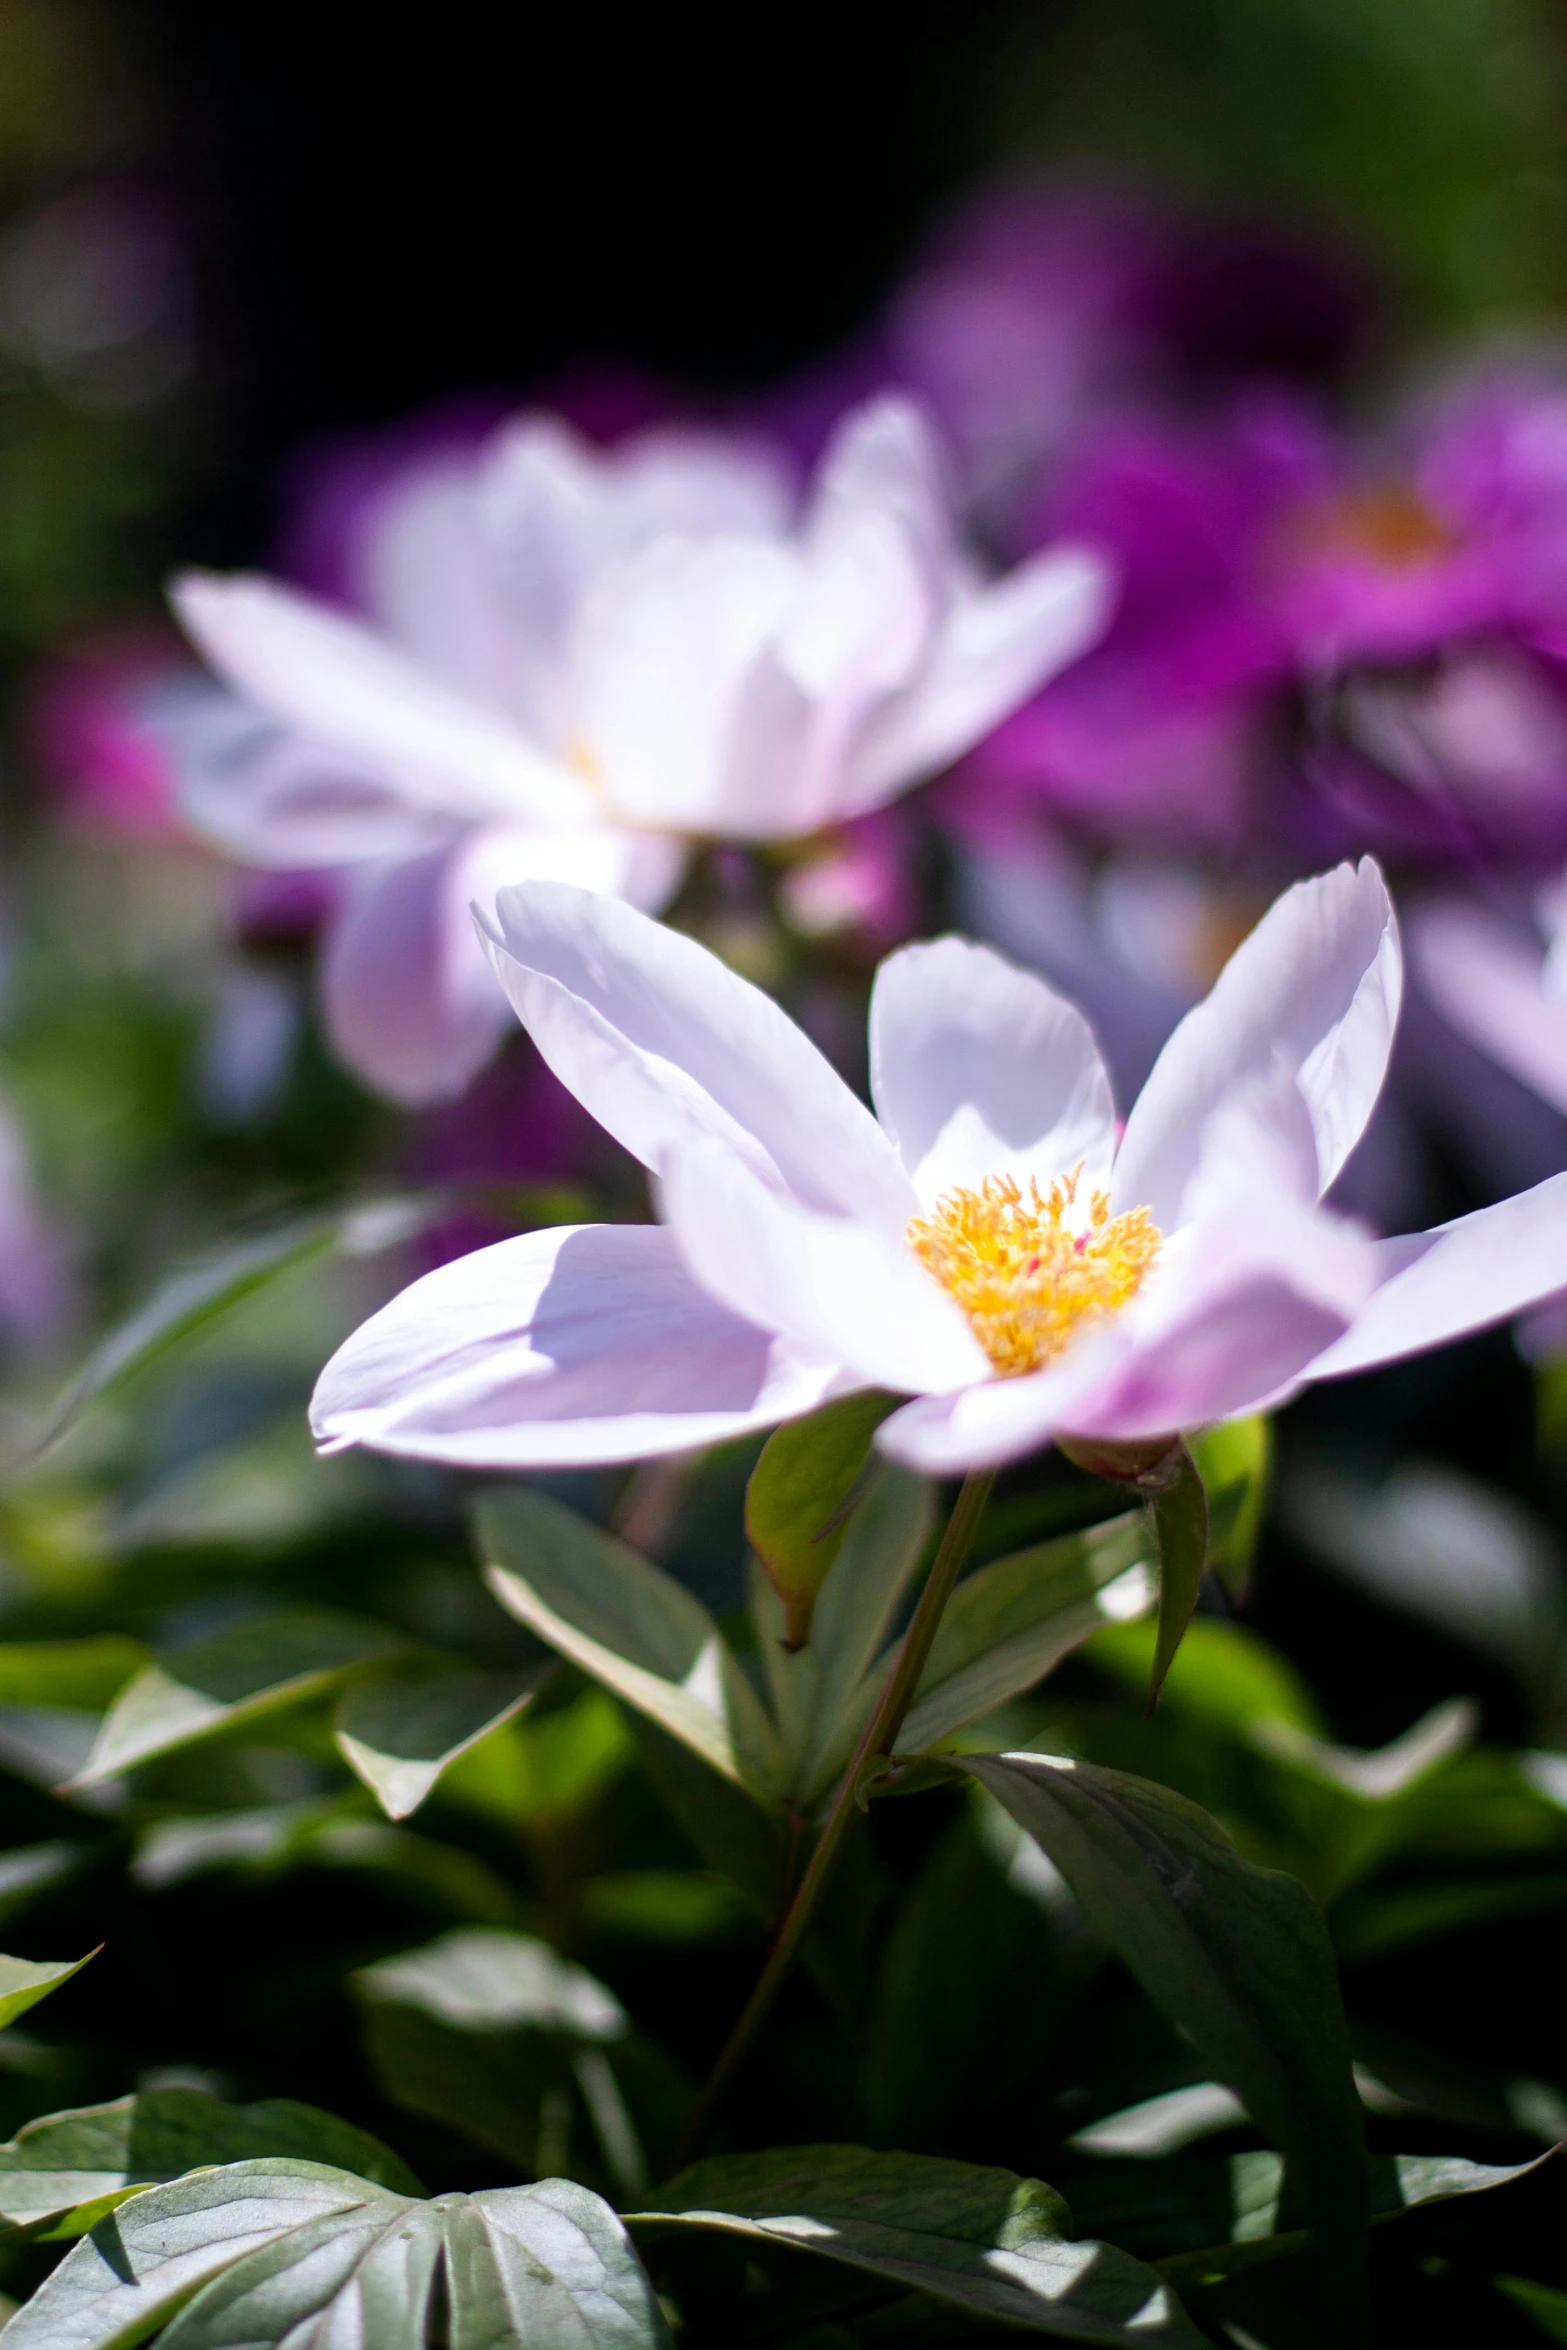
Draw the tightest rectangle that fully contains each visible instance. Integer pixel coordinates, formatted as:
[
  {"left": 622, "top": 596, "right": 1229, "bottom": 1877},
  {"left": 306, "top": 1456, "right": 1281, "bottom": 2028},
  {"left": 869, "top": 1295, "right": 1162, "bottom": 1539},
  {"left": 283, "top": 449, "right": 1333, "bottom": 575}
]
[
  {"left": 481, "top": 881, "right": 913, "bottom": 1223},
  {"left": 151, "top": 678, "right": 449, "bottom": 868},
  {"left": 171, "top": 571, "right": 591, "bottom": 830},
  {"left": 868, "top": 934, "right": 1116, "bottom": 1203},
  {"left": 807, "top": 397, "right": 959, "bottom": 581},
  {"left": 571, "top": 537, "right": 800, "bottom": 832},
  {"left": 474, "top": 415, "right": 795, "bottom": 748},
  {"left": 312, "top": 1222, "right": 850, "bottom": 1467},
  {"left": 321, "top": 839, "right": 514, "bottom": 1106},
  {"left": 1411, "top": 900, "right": 1567, "bottom": 1117},
  {"left": 842, "top": 545, "right": 1113, "bottom": 813},
  {"left": 1113, "top": 859, "right": 1401, "bottom": 1228},
  {"left": 1307, "top": 1172, "right": 1567, "bottom": 1381},
  {"left": 356, "top": 457, "right": 520, "bottom": 706},
  {"left": 659, "top": 1136, "right": 989, "bottom": 1394}
]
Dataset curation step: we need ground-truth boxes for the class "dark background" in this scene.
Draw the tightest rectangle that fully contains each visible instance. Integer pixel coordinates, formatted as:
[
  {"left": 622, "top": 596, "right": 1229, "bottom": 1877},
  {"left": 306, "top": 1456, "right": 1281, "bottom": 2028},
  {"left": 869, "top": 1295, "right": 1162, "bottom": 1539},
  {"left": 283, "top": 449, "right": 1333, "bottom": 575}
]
[{"left": 148, "top": 1, "right": 1023, "bottom": 554}]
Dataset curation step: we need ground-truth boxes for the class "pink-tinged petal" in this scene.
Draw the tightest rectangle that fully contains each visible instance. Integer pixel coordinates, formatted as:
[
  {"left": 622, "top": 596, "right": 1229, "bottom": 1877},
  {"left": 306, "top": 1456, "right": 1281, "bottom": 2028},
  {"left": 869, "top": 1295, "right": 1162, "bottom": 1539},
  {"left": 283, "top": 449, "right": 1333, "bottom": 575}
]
[
  {"left": 171, "top": 571, "right": 590, "bottom": 829},
  {"left": 571, "top": 537, "right": 800, "bottom": 833},
  {"left": 868, "top": 934, "right": 1116, "bottom": 1203},
  {"left": 879, "top": 1097, "right": 1379, "bottom": 1473},
  {"left": 312, "top": 1222, "right": 850, "bottom": 1467},
  {"left": 1113, "top": 858, "right": 1400, "bottom": 1227},
  {"left": 1066, "top": 1120, "right": 1376, "bottom": 1440},
  {"left": 481, "top": 882, "right": 913, "bottom": 1224},
  {"left": 658, "top": 1136, "right": 988, "bottom": 1394},
  {"left": 322, "top": 842, "right": 512, "bottom": 1106},
  {"left": 875, "top": 1342, "right": 1117, "bottom": 1476},
  {"left": 151, "top": 679, "right": 452, "bottom": 868},
  {"left": 325, "top": 826, "right": 661, "bottom": 1106},
  {"left": 843, "top": 545, "right": 1113, "bottom": 814},
  {"left": 1411, "top": 900, "right": 1567, "bottom": 1118},
  {"left": 1307, "top": 1172, "right": 1567, "bottom": 1382}
]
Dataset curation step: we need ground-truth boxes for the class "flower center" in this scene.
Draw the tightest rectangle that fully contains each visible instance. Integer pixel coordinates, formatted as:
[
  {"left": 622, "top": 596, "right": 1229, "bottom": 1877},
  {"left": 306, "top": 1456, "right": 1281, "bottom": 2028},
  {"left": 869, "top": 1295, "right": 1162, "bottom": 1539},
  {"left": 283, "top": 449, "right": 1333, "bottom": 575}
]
[
  {"left": 908, "top": 1166, "right": 1162, "bottom": 1378},
  {"left": 1288, "top": 484, "right": 1458, "bottom": 571}
]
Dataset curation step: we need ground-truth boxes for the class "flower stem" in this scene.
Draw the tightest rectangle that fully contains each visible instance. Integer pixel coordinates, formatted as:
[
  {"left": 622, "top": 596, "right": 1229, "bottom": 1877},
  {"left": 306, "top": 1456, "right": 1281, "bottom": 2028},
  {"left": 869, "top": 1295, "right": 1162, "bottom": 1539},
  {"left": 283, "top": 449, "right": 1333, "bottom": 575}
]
[{"left": 667, "top": 1466, "right": 996, "bottom": 2174}]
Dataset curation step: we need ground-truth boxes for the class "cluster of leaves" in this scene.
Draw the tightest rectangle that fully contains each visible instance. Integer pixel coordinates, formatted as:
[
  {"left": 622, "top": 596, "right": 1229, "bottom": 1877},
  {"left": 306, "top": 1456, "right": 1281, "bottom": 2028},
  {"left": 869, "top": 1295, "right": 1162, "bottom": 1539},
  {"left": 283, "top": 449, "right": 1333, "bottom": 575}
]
[{"left": 0, "top": 1197, "right": 1551, "bottom": 2348}]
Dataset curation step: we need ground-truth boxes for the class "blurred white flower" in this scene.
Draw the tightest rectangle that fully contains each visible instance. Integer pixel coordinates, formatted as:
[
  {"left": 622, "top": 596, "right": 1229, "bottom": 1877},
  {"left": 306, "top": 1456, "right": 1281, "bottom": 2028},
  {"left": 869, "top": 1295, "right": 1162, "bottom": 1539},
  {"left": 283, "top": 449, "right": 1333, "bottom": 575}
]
[{"left": 156, "top": 397, "right": 1107, "bottom": 1104}]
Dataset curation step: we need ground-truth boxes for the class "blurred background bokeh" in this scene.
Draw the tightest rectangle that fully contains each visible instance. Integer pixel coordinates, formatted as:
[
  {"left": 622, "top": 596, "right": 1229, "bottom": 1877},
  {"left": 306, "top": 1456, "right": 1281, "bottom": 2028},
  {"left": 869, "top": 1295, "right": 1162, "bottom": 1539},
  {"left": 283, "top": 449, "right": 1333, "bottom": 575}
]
[{"left": 0, "top": 4, "right": 1566, "bottom": 2341}]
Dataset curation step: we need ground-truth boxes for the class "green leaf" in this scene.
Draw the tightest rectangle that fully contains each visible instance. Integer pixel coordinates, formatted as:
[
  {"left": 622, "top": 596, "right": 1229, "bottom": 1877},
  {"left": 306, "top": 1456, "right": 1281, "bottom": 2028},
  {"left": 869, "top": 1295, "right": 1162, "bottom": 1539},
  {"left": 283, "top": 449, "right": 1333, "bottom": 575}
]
[
  {"left": 333, "top": 1662, "right": 548, "bottom": 1820},
  {"left": 900, "top": 1513, "right": 1152, "bottom": 1755},
  {"left": 71, "top": 1610, "right": 406, "bottom": 1786},
  {"left": 579, "top": 1870, "right": 749, "bottom": 1944},
  {"left": 439, "top": 1687, "right": 633, "bottom": 1824},
  {"left": 0, "top": 1841, "right": 90, "bottom": 1928},
  {"left": 1498, "top": 2273, "right": 1567, "bottom": 2339},
  {"left": 2, "top": 2160, "right": 669, "bottom": 2350},
  {"left": 356, "top": 1926, "right": 626, "bottom": 2042},
  {"left": 0, "top": 1640, "right": 147, "bottom": 1711},
  {"left": 1147, "top": 1443, "right": 1208, "bottom": 1709},
  {"left": 1086, "top": 1615, "right": 1323, "bottom": 1738},
  {"left": 475, "top": 1486, "right": 785, "bottom": 1802},
  {"left": 39, "top": 1195, "right": 441, "bottom": 1450},
  {"left": 963, "top": 1752, "right": 1368, "bottom": 2329},
  {"left": 0, "top": 2088, "right": 420, "bottom": 2238},
  {"left": 744, "top": 1392, "right": 898, "bottom": 1649},
  {"left": 1191, "top": 1416, "right": 1271, "bottom": 1600},
  {"left": 0, "top": 1948, "right": 96, "bottom": 2030},
  {"left": 1157, "top": 2147, "right": 1554, "bottom": 2290},
  {"left": 354, "top": 1927, "right": 650, "bottom": 2190},
  {"left": 748, "top": 1462, "right": 934, "bottom": 1802},
  {"left": 633, "top": 2144, "right": 1208, "bottom": 2343}
]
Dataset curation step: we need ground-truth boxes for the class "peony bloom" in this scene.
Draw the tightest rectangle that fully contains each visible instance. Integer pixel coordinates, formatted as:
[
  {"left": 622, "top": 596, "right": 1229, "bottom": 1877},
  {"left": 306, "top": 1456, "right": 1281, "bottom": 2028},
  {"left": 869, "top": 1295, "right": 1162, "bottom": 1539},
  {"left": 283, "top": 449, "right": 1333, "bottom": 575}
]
[
  {"left": 154, "top": 397, "right": 1107, "bottom": 1106},
  {"left": 311, "top": 860, "right": 1567, "bottom": 1476}
]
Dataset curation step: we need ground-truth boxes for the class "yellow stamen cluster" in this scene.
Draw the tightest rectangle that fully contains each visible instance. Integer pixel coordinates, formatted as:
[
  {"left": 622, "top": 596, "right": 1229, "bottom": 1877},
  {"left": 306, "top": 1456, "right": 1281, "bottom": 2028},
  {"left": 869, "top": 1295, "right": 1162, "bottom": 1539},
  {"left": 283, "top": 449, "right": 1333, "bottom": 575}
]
[{"left": 908, "top": 1166, "right": 1162, "bottom": 1378}]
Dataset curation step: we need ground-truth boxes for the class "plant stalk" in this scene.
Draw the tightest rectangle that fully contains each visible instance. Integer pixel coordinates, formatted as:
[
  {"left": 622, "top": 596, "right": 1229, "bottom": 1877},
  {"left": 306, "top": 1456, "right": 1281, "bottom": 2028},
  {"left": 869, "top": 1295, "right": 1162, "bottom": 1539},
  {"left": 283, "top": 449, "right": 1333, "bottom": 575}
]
[{"left": 668, "top": 1466, "right": 996, "bottom": 2173}]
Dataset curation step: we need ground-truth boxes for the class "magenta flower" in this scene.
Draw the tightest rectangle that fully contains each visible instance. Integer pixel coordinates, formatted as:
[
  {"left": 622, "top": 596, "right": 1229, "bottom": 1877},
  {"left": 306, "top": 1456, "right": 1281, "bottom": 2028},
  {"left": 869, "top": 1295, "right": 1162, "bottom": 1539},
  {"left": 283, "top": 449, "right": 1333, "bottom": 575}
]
[
  {"left": 30, "top": 631, "right": 187, "bottom": 842},
  {"left": 311, "top": 862, "right": 1567, "bottom": 1476},
  {"left": 955, "top": 366, "right": 1567, "bottom": 866},
  {"left": 156, "top": 398, "right": 1106, "bottom": 1106}
]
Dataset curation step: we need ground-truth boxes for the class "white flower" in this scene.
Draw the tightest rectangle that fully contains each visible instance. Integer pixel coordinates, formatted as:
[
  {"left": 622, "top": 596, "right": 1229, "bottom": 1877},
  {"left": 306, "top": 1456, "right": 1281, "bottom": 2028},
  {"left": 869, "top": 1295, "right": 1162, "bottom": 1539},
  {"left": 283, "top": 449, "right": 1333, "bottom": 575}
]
[
  {"left": 156, "top": 399, "right": 1107, "bottom": 1103},
  {"left": 311, "top": 859, "right": 1567, "bottom": 1474}
]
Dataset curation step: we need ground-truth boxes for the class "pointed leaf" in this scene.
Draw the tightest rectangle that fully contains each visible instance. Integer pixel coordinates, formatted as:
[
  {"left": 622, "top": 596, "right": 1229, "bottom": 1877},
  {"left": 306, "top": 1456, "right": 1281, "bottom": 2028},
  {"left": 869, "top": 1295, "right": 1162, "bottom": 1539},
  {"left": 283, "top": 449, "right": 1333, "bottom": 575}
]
[
  {"left": 353, "top": 1932, "right": 647, "bottom": 2194},
  {"left": 40, "top": 1195, "right": 442, "bottom": 1450},
  {"left": 2, "top": 2160, "right": 669, "bottom": 2350},
  {"left": 0, "top": 2159, "right": 384, "bottom": 2350},
  {"left": 1191, "top": 1416, "right": 1271, "bottom": 1601},
  {"left": 72, "top": 1611, "right": 406, "bottom": 1786},
  {"left": 633, "top": 2144, "right": 1207, "bottom": 2343},
  {"left": 334, "top": 1664, "right": 549, "bottom": 1820},
  {"left": 899, "top": 1515, "right": 1152, "bottom": 1754},
  {"left": 1156, "top": 2147, "right": 1555, "bottom": 2290},
  {"left": 745, "top": 1392, "right": 899, "bottom": 1649},
  {"left": 0, "top": 1949, "right": 96, "bottom": 2030},
  {"left": 0, "top": 2089, "right": 419, "bottom": 2238},
  {"left": 964, "top": 1753, "right": 1367, "bottom": 2328},
  {"left": 441, "top": 2182, "right": 669, "bottom": 2349},
  {"left": 799, "top": 1463, "right": 934, "bottom": 1789},
  {"left": 474, "top": 1487, "right": 784, "bottom": 1802},
  {"left": 748, "top": 1464, "right": 934, "bottom": 1801},
  {"left": 1147, "top": 1443, "right": 1208, "bottom": 1708},
  {"left": 356, "top": 1928, "right": 625, "bottom": 2042}
]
